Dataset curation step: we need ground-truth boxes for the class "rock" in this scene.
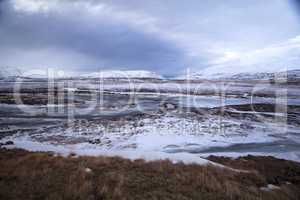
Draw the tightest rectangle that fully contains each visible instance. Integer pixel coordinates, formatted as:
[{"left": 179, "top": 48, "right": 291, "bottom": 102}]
[
  {"left": 69, "top": 152, "right": 77, "bottom": 157},
  {"left": 88, "top": 139, "right": 101, "bottom": 144},
  {"left": 139, "top": 121, "right": 145, "bottom": 127},
  {"left": 85, "top": 168, "right": 92, "bottom": 173},
  {"left": 132, "top": 121, "right": 139, "bottom": 127},
  {"left": 162, "top": 103, "right": 177, "bottom": 110},
  {"left": 260, "top": 184, "right": 280, "bottom": 192},
  {"left": 164, "top": 144, "right": 180, "bottom": 149},
  {"left": 121, "top": 143, "right": 137, "bottom": 149}
]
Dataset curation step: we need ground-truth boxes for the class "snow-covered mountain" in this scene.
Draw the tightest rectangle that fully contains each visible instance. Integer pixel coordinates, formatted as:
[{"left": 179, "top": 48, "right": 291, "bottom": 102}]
[
  {"left": 2, "top": 66, "right": 299, "bottom": 82},
  {"left": 176, "top": 73, "right": 227, "bottom": 80},
  {"left": 0, "top": 67, "right": 21, "bottom": 79},
  {"left": 176, "top": 69, "right": 300, "bottom": 81},
  {"left": 229, "top": 70, "right": 300, "bottom": 81},
  {"left": 81, "top": 70, "right": 162, "bottom": 79},
  {"left": 0, "top": 68, "right": 163, "bottom": 80}
]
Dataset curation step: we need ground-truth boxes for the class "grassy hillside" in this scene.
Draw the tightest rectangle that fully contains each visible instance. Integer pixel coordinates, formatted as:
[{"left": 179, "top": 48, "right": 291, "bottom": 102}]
[{"left": 0, "top": 148, "right": 299, "bottom": 200}]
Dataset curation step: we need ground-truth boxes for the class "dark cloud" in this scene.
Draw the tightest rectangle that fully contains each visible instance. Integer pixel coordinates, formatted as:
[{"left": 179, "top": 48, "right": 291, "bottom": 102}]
[
  {"left": 0, "top": 0, "right": 299, "bottom": 75},
  {"left": 0, "top": 0, "right": 187, "bottom": 74}
]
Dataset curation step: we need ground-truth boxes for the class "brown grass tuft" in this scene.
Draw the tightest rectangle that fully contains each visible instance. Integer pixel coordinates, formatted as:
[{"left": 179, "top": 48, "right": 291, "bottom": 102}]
[{"left": 0, "top": 148, "right": 299, "bottom": 200}]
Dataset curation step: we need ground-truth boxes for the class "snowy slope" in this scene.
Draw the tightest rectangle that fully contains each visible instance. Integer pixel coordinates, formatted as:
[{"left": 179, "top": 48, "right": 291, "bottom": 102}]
[
  {"left": 230, "top": 70, "right": 300, "bottom": 81},
  {"left": 176, "top": 73, "right": 229, "bottom": 80},
  {"left": 0, "top": 68, "right": 163, "bottom": 80},
  {"left": 176, "top": 69, "right": 300, "bottom": 81},
  {"left": 81, "top": 70, "right": 163, "bottom": 79},
  {"left": 0, "top": 67, "right": 21, "bottom": 79}
]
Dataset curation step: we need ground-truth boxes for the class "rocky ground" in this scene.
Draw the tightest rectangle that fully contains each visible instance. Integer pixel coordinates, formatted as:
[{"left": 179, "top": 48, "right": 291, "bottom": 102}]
[{"left": 0, "top": 79, "right": 299, "bottom": 162}]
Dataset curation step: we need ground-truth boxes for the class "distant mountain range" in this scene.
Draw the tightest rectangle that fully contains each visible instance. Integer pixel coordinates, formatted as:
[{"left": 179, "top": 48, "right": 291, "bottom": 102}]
[
  {"left": 175, "top": 69, "right": 300, "bottom": 81},
  {"left": 0, "top": 67, "right": 21, "bottom": 78},
  {"left": 0, "top": 68, "right": 162, "bottom": 80},
  {"left": 1, "top": 67, "right": 300, "bottom": 81},
  {"left": 81, "top": 70, "right": 162, "bottom": 79}
]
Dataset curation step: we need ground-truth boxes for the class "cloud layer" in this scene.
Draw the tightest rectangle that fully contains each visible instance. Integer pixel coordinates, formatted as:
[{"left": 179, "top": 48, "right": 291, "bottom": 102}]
[
  {"left": 0, "top": 0, "right": 300, "bottom": 75},
  {"left": 203, "top": 35, "right": 300, "bottom": 74}
]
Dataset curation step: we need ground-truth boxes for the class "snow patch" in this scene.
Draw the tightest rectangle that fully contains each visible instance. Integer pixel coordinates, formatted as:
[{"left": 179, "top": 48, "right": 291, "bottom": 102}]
[{"left": 81, "top": 70, "right": 162, "bottom": 79}]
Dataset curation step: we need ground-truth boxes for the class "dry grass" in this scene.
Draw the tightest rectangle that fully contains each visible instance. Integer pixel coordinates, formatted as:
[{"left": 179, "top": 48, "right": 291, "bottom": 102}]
[{"left": 0, "top": 148, "right": 299, "bottom": 200}]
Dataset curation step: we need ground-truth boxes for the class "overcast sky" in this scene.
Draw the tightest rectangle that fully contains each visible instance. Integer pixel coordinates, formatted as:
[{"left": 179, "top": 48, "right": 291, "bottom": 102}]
[{"left": 0, "top": 0, "right": 300, "bottom": 75}]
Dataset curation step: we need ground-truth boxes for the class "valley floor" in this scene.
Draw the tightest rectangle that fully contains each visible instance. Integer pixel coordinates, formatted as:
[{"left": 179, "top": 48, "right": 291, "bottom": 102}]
[
  {"left": 1, "top": 79, "right": 300, "bottom": 163},
  {"left": 0, "top": 79, "right": 300, "bottom": 199}
]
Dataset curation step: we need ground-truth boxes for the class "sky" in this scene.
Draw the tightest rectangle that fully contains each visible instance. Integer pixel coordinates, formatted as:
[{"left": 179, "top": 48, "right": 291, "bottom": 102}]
[{"left": 0, "top": 0, "right": 300, "bottom": 75}]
